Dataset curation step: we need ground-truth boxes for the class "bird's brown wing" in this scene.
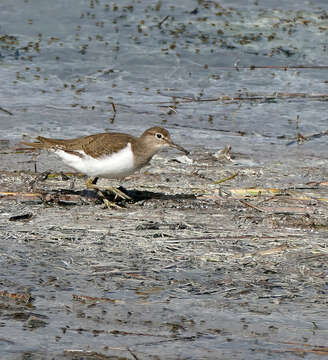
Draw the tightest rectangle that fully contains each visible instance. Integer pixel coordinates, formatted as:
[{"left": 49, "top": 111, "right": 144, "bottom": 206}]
[
  {"left": 81, "top": 133, "right": 136, "bottom": 158},
  {"left": 21, "top": 132, "right": 136, "bottom": 158}
]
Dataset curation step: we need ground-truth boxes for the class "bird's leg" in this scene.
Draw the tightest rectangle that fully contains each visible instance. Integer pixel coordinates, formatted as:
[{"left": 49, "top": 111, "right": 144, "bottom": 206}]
[
  {"left": 86, "top": 177, "right": 131, "bottom": 200},
  {"left": 85, "top": 177, "right": 130, "bottom": 208},
  {"left": 86, "top": 177, "right": 120, "bottom": 208},
  {"left": 87, "top": 177, "right": 131, "bottom": 200},
  {"left": 86, "top": 177, "right": 99, "bottom": 186}
]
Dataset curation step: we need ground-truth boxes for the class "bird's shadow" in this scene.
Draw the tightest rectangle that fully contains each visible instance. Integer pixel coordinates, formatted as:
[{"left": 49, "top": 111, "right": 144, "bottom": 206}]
[
  {"left": 45, "top": 186, "right": 196, "bottom": 206},
  {"left": 84, "top": 186, "right": 196, "bottom": 203},
  {"left": 123, "top": 187, "right": 196, "bottom": 203}
]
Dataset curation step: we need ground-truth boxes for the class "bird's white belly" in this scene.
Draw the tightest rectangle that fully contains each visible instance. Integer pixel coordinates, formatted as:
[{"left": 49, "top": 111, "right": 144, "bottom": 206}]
[{"left": 54, "top": 143, "right": 135, "bottom": 178}]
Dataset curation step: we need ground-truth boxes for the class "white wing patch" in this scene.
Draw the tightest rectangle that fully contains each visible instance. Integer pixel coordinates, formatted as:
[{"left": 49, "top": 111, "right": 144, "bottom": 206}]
[{"left": 54, "top": 143, "right": 135, "bottom": 178}]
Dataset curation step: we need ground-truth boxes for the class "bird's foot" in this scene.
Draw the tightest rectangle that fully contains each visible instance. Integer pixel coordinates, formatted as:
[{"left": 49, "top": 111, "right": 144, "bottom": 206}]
[
  {"left": 94, "top": 188, "right": 124, "bottom": 208},
  {"left": 102, "top": 186, "right": 131, "bottom": 201},
  {"left": 86, "top": 178, "right": 130, "bottom": 207},
  {"left": 102, "top": 196, "right": 123, "bottom": 209}
]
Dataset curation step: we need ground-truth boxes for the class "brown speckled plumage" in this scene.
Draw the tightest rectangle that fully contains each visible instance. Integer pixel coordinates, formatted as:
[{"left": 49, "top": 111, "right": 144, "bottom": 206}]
[
  {"left": 21, "top": 127, "right": 188, "bottom": 207},
  {"left": 21, "top": 126, "right": 188, "bottom": 172}
]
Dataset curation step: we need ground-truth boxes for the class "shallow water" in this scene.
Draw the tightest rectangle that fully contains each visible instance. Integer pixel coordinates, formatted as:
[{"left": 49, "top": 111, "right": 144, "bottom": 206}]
[{"left": 1, "top": 0, "right": 328, "bottom": 164}]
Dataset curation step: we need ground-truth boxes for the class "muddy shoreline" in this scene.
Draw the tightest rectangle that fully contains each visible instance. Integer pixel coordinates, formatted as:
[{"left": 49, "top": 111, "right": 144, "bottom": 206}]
[{"left": 0, "top": 145, "right": 328, "bottom": 359}]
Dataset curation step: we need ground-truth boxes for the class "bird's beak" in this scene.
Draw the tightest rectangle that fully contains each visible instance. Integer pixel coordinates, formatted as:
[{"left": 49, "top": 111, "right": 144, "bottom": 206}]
[{"left": 170, "top": 142, "right": 189, "bottom": 155}]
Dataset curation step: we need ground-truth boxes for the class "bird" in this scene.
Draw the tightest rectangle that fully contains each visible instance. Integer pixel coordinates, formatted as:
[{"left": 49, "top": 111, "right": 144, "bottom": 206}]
[{"left": 21, "top": 126, "right": 189, "bottom": 207}]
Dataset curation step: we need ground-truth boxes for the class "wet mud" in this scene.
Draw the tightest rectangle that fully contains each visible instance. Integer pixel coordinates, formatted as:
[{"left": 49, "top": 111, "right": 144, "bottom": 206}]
[{"left": 1, "top": 146, "right": 328, "bottom": 359}]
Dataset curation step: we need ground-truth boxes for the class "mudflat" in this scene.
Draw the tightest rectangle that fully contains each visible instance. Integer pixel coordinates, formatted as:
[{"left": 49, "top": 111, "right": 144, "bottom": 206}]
[{"left": 1, "top": 144, "right": 327, "bottom": 359}]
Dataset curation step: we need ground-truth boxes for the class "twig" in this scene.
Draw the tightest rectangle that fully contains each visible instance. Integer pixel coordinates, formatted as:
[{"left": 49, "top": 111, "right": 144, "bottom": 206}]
[
  {"left": 214, "top": 172, "right": 238, "bottom": 184},
  {"left": 167, "top": 106, "right": 177, "bottom": 113},
  {"left": 127, "top": 348, "right": 139, "bottom": 360},
  {"left": 286, "top": 129, "right": 328, "bottom": 146},
  {"left": 280, "top": 341, "right": 328, "bottom": 355},
  {"left": 0, "top": 106, "right": 13, "bottom": 115},
  {"left": 239, "top": 199, "right": 266, "bottom": 212},
  {"left": 72, "top": 294, "right": 123, "bottom": 304},
  {"left": 257, "top": 194, "right": 278, "bottom": 204},
  {"left": 0, "top": 191, "right": 42, "bottom": 198},
  {"left": 148, "top": 92, "right": 328, "bottom": 105},
  {"left": 214, "top": 65, "right": 328, "bottom": 70},
  {"left": 159, "top": 234, "right": 303, "bottom": 243},
  {"left": 63, "top": 350, "right": 123, "bottom": 360},
  {"left": 109, "top": 102, "right": 117, "bottom": 123},
  {"left": 158, "top": 15, "right": 169, "bottom": 28},
  {"left": 9, "top": 213, "right": 33, "bottom": 221}
]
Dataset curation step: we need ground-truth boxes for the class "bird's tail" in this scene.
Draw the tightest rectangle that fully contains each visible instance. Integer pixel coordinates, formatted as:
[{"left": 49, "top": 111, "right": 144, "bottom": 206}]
[{"left": 20, "top": 136, "right": 50, "bottom": 149}]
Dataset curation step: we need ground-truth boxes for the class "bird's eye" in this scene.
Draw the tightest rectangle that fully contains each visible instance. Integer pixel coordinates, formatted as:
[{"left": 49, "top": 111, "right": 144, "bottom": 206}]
[{"left": 156, "top": 133, "right": 163, "bottom": 139}]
